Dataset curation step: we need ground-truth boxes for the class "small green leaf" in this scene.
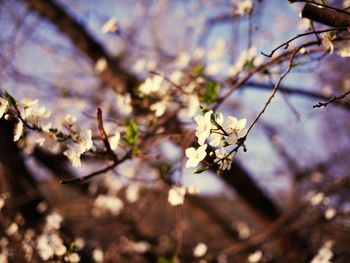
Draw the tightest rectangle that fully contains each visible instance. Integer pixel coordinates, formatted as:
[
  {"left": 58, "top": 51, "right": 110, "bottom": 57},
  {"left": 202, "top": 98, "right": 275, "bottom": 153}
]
[
  {"left": 199, "top": 105, "right": 210, "bottom": 115},
  {"left": 3, "top": 90, "right": 16, "bottom": 106},
  {"left": 291, "top": 62, "right": 301, "bottom": 68},
  {"left": 124, "top": 118, "right": 139, "bottom": 146},
  {"left": 200, "top": 80, "right": 220, "bottom": 104}
]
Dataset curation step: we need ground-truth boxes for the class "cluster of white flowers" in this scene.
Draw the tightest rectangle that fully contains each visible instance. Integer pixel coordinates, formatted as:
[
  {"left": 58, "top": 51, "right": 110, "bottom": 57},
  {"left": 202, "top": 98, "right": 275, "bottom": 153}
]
[
  {"left": 185, "top": 110, "right": 247, "bottom": 172},
  {"left": 35, "top": 212, "right": 81, "bottom": 262}
]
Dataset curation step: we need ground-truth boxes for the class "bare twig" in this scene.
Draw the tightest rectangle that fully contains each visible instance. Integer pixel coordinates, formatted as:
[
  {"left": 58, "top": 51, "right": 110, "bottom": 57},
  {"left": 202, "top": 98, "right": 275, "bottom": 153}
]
[
  {"left": 96, "top": 107, "right": 116, "bottom": 159},
  {"left": 313, "top": 90, "right": 350, "bottom": 108},
  {"left": 261, "top": 27, "right": 348, "bottom": 58},
  {"left": 244, "top": 49, "right": 299, "bottom": 138}
]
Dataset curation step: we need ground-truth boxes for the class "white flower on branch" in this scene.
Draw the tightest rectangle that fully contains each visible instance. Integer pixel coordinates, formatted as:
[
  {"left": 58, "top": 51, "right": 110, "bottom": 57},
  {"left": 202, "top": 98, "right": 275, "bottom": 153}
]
[
  {"left": 64, "top": 129, "right": 93, "bottom": 167},
  {"left": 185, "top": 144, "right": 207, "bottom": 168},
  {"left": 150, "top": 98, "right": 169, "bottom": 117},
  {"left": 194, "top": 110, "right": 213, "bottom": 145},
  {"left": 214, "top": 147, "right": 233, "bottom": 171},
  {"left": 225, "top": 116, "right": 247, "bottom": 145},
  {"left": 248, "top": 250, "right": 262, "bottom": 263},
  {"left": 116, "top": 93, "right": 132, "bottom": 115}
]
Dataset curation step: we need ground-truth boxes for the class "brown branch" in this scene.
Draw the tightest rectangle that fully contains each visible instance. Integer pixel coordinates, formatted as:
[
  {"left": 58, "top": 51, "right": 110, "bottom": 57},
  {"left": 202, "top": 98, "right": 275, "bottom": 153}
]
[
  {"left": 96, "top": 108, "right": 116, "bottom": 159},
  {"left": 302, "top": 3, "right": 350, "bottom": 27},
  {"left": 313, "top": 90, "right": 350, "bottom": 108}
]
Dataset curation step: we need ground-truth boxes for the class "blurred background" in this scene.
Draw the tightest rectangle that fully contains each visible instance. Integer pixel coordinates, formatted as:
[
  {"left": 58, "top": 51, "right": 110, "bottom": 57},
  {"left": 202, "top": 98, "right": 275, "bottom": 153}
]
[{"left": 0, "top": 0, "right": 350, "bottom": 262}]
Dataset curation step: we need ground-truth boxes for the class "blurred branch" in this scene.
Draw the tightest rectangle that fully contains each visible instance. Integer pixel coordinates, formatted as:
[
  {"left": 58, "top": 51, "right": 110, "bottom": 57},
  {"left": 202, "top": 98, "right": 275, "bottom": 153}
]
[
  {"left": 302, "top": 3, "right": 350, "bottom": 27},
  {"left": 22, "top": 0, "right": 138, "bottom": 93},
  {"left": 244, "top": 82, "right": 350, "bottom": 110}
]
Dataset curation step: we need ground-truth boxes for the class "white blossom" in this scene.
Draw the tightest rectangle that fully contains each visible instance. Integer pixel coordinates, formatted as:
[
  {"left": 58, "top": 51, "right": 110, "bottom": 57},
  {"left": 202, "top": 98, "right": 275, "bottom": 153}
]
[
  {"left": 185, "top": 144, "right": 207, "bottom": 168},
  {"left": 214, "top": 148, "right": 233, "bottom": 171},
  {"left": 64, "top": 129, "right": 93, "bottom": 167},
  {"left": 125, "top": 184, "right": 140, "bottom": 203},
  {"left": 324, "top": 208, "right": 337, "bottom": 220},
  {"left": 225, "top": 117, "right": 247, "bottom": 145},
  {"left": 338, "top": 46, "right": 350, "bottom": 57},
  {"left": 248, "top": 250, "right": 262, "bottom": 263},
  {"left": 95, "top": 57, "right": 108, "bottom": 73},
  {"left": 109, "top": 132, "right": 120, "bottom": 151},
  {"left": 139, "top": 75, "right": 164, "bottom": 95},
  {"left": 94, "top": 195, "right": 124, "bottom": 215},
  {"left": 175, "top": 52, "right": 191, "bottom": 69},
  {"left": 310, "top": 240, "right": 333, "bottom": 263},
  {"left": 235, "top": 0, "right": 253, "bottom": 15},
  {"left": 101, "top": 17, "right": 118, "bottom": 33},
  {"left": 150, "top": 99, "right": 168, "bottom": 117},
  {"left": 116, "top": 93, "right": 132, "bottom": 115},
  {"left": 0, "top": 97, "right": 9, "bottom": 119},
  {"left": 167, "top": 186, "right": 186, "bottom": 206},
  {"left": 45, "top": 212, "right": 63, "bottom": 231},
  {"left": 310, "top": 192, "right": 325, "bottom": 206},
  {"left": 93, "top": 249, "right": 104, "bottom": 262},
  {"left": 193, "top": 242, "right": 208, "bottom": 257},
  {"left": 66, "top": 253, "right": 81, "bottom": 263},
  {"left": 13, "top": 120, "right": 24, "bottom": 142},
  {"left": 194, "top": 110, "right": 213, "bottom": 145},
  {"left": 185, "top": 94, "right": 199, "bottom": 118},
  {"left": 6, "top": 223, "right": 18, "bottom": 236}
]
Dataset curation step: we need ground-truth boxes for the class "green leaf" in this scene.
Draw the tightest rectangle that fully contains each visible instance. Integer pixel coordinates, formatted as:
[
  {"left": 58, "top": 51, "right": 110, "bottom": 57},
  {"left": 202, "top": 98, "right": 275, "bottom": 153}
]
[
  {"left": 124, "top": 118, "right": 139, "bottom": 146},
  {"left": 3, "top": 90, "right": 16, "bottom": 106},
  {"left": 200, "top": 80, "right": 220, "bottom": 104},
  {"left": 192, "top": 64, "right": 205, "bottom": 76},
  {"left": 199, "top": 105, "right": 210, "bottom": 115},
  {"left": 157, "top": 256, "right": 178, "bottom": 263}
]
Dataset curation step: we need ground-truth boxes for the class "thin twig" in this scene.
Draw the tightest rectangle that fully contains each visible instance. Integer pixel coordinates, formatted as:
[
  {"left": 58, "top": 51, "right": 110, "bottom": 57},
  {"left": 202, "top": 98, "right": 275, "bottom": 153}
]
[
  {"left": 313, "top": 90, "right": 350, "bottom": 108},
  {"left": 261, "top": 27, "right": 348, "bottom": 58},
  {"left": 244, "top": 49, "right": 299, "bottom": 138},
  {"left": 96, "top": 107, "right": 116, "bottom": 159}
]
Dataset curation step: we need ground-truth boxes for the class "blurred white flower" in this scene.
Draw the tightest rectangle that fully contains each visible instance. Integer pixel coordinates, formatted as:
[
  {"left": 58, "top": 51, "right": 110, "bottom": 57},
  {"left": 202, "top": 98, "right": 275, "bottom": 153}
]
[
  {"left": 248, "top": 250, "right": 262, "bottom": 263},
  {"left": 168, "top": 186, "right": 186, "bottom": 206},
  {"left": 94, "top": 195, "right": 124, "bottom": 215},
  {"left": 235, "top": 0, "right": 253, "bottom": 15},
  {"left": 126, "top": 184, "right": 140, "bottom": 203},
  {"left": 310, "top": 192, "right": 325, "bottom": 206},
  {"left": 101, "top": 17, "right": 118, "bottom": 33},
  {"left": 193, "top": 242, "right": 208, "bottom": 257},
  {"left": 185, "top": 144, "right": 207, "bottom": 168},
  {"left": 93, "top": 248, "right": 104, "bottom": 262},
  {"left": 6, "top": 223, "right": 18, "bottom": 236},
  {"left": 338, "top": 46, "right": 350, "bottom": 57},
  {"left": 45, "top": 212, "right": 63, "bottom": 231},
  {"left": 310, "top": 240, "right": 333, "bottom": 263},
  {"left": 324, "top": 208, "right": 337, "bottom": 220},
  {"left": 116, "top": 93, "right": 132, "bottom": 115},
  {"left": 66, "top": 252, "right": 81, "bottom": 263},
  {"left": 175, "top": 52, "right": 191, "bottom": 69},
  {"left": 109, "top": 132, "right": 120, "bottom": 151},
  {"left": 0, "top": 97, "right": 9, "bottom": 119},
  {"left": 150, "top": 99, "right": 169, "bottom": 117},
  {"left": 139, "top": 75, "right": 164, "bottom": 95},
  {"left": 95, "top": 57, "right": 107, "bottom": 73}
]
